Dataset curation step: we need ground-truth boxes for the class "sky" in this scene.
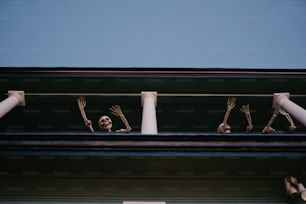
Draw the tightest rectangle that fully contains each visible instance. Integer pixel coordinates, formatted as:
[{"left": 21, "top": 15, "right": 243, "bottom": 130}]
[{"left": 0, "top": 0, "right": 306, "bottom": 68}]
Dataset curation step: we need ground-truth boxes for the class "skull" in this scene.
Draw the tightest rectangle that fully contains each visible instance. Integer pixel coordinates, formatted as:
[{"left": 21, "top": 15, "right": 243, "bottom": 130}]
[{"left": 98, "top": 115, "right": 112, "bottom": 132}]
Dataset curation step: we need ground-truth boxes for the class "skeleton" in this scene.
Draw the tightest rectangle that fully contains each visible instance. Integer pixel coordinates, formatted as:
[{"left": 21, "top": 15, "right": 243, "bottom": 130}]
[
  {"left": 217, "top": 97, "right": 236, "bottom": 133},
  {"left": 77, "top": 96, "right": 132, "bottom": 133},
  {"left": 262, "top": 107, "right": 296, "bottom": 133},
  {"left": 240, "top": 104, "right": 253, "bottom": 132}
]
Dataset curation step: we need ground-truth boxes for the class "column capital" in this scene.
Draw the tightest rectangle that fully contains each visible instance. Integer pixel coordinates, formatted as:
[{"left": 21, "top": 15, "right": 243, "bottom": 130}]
[
  {"left": 141, "top": 91, "right": 157, "bottom": 107},
  {"left": 273, "top": 92, "right": 289, "bottom": 109},
  {"left": 8, "top": 90, "right": 26, "bottom": 106}
]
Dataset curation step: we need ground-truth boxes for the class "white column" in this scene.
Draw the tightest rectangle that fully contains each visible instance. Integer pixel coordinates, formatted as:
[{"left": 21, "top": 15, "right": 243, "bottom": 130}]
[
  {"left": 141, "top": 91, "right": 158, "bottom": 134},
  {"left": 0, "top": 91, "right": 26, "bottom": 119},
  {"left": 273, "top": 92, "right": 306, "bottom": 127}
]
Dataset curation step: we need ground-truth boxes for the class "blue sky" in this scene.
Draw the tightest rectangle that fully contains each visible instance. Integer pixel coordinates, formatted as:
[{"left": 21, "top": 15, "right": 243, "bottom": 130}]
[{"left": 0, "top": 0, "right": 306, "bottom": 68}]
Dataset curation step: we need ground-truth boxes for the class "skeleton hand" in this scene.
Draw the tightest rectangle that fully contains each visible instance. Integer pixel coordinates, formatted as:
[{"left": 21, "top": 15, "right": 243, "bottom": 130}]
[
  {"left": 262, "top": 126, "right": 275, "bottom": 133},
  {"left": 240, "top": 104, "right": 250, "bottom": 114},
  {"left": 77, "top": 96, "right": 94, "bottom": 132},
  {"left": 77, "top": 96, "right": 86, "bottom": 109},
  {"left": 110, "top": 105, "right": 132, "bottom": 133},
  {"left": 110, "top": 105, "right": 123, "bottom": 117},
  {"left": 227, "top": 97, "right": 236, "bottom": 110}
]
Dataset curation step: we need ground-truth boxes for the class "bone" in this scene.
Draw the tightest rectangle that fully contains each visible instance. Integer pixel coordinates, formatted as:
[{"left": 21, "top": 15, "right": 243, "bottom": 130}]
[
  {"left": 77, "top": 96, "right": 94, "bottom": 132},
  {"left": 240, "top": 104, "right": 253, "bottom": 132},
  {"left": 217, "top": 97, "right": 236, "bottom": 133},
  {"left": 262, "top": 109, "right": 279, "bottom": 133},
  {"left": 278, "top": 109, "right": 296, "bottom": 132},
  {"left": 263, "top": 107, "right": 296, "bottom": 133},
  {"left": 110, "top": 105, "right": 132, "bottom": 133}
]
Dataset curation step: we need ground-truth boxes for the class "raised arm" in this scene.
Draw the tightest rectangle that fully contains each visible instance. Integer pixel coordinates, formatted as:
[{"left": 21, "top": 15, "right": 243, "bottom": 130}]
[
  {"left": 217, "top": 97, "right": 236, "bottom": 133},
  {"left": 77, "top": 96, "right": 94, "bottom": 132},
  {"left": 110, "top": 105, "right": 132, "bottom": 133}
]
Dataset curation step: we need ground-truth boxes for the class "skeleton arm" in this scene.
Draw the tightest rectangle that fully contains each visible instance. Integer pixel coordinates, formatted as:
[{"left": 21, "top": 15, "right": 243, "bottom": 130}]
[
  {"left": 110, "top": 105, "right": 132, "bottom": 133},
  {"left": 279, "top": 109, "right": 296, "bottom": 132},
  {"left": 240, "top": 104, "right": 253, "bottom": 132},
  {"left": 217, "top": 97, "right": 236, "bottom": 133},
  {"left": 77, "top": 96, "right": 94, "bottom": 132},
  {"left": 262, "top": 109, "right": 279, "bottom": 133},
  {"left": 223, "top": 97, "right": 236, "bottom": 124},
  {"left": 263, "top": 107, "right": 296, "bottom": 133}
]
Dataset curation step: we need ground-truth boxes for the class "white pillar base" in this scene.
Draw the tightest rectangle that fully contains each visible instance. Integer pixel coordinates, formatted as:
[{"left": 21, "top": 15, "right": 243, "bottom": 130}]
[
  {"left": 141, "top": 91, "right": 158, "bottom": 134},
  {"left": 0, "top": 90, "right": 25, "bottom": 119},
  {"left": 273, "top": 92, "right": 306, "bottom": 127}
]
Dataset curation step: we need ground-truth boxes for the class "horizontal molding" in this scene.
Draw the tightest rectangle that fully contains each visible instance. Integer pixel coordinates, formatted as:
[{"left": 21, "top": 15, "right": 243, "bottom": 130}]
[{"left": 0, "top": 133, "right": 306, "bottom": 157}]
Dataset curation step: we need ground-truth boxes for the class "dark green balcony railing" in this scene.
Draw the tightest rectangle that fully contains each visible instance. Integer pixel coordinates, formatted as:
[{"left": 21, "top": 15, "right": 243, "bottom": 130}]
[{"left": 0, "top": 68, "right": 306, "bottom": 203}]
